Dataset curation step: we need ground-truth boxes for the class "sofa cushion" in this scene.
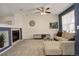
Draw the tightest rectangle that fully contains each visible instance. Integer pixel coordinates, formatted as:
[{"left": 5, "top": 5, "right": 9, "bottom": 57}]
[
  {"left": 44, "top": 41, "right": 62, "bottom": 55},
  {"left": 54, "top": 36, "right": 69, "bottom": 41}
]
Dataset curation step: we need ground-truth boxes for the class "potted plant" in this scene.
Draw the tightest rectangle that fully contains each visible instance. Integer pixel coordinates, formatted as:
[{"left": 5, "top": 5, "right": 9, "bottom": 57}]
[{"left": 0, "top": 33, "right": 5, "bottom": 48}]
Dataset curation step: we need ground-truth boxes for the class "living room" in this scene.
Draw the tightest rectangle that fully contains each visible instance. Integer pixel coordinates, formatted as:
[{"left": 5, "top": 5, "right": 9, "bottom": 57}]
[{"left": 0, "top": 3, "right": 78, "bottom": 56}]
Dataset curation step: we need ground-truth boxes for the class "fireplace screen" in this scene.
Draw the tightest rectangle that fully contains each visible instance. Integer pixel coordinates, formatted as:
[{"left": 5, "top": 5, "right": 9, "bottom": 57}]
[{"left": 12, "top": 30, "right": 19, "bottom": 42}]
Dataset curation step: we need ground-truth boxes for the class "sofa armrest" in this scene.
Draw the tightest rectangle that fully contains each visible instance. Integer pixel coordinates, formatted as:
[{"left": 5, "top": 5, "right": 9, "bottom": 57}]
[{"left": 60, "top": 41, "right": 75, "bottom": 55}]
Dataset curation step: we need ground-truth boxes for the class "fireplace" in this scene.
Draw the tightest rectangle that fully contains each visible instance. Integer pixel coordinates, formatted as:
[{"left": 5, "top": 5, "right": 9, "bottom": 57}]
[{"left": 12, "top": 30, "right": 19, "bottom": 42}]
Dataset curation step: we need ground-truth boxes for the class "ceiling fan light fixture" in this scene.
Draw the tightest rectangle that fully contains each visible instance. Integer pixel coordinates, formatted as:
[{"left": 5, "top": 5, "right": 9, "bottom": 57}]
[
  {"left": 43, "top": 12, "right": 46, "bottom": 15},
  {"left": 41, "top": 12, "right": 43, "bottom": 15},
  {"left": 36, "top": 7, "right": 51, "bottom": 15},
  {"left": 41, "top": 12, "right": 46, "bottom": 15}
]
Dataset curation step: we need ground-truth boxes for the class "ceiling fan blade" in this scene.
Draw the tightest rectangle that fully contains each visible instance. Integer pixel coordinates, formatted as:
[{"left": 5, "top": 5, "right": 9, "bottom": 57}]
[
  {"left": 41, "top": 7, "right": 44, "bottom": 12},
  {"left": 46, "top": 8, "right": 49, "bottom": 10},
  {"left": 36, "top": 8, "right": 42, "bottom": 11},
  {"left": 45, "top": 11, "right": 51, "bottom": 13},
  {"left": 35, "top": 12, "right": 40, "bottom": 14}
]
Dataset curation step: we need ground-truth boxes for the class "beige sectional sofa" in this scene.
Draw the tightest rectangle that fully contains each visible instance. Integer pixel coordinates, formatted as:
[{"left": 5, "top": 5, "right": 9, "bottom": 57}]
[
  {"left": 44, "top": 32, "right": 75, "bottom": 55},
  {"left": 44, "top": 41, "right": 75, "bottom": 55}
]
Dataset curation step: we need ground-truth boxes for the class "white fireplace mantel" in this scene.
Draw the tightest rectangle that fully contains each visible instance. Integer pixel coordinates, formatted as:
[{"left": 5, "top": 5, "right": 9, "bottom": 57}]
[
  {"left": 0, "top": 24, "right": 12, "bottom": 28},
  {"left": 0, "top": 24, "right": 21, "bottom": 29}
]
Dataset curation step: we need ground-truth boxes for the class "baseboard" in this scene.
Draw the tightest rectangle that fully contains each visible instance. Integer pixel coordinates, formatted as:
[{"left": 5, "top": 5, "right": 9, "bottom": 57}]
[{"left": 0, "top": 46, "right": 12, "bottom": 55}]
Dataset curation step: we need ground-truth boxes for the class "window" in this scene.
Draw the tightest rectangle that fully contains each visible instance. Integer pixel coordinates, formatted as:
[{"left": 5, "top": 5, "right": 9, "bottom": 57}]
[{"left": 62, "top": 10, "right": 75, "bottom": 33}]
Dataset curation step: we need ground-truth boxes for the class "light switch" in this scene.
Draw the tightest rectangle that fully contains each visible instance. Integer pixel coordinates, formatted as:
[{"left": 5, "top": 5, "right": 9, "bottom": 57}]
[{"left": 77, "top": 25, "right": 79, "bottom": 30}]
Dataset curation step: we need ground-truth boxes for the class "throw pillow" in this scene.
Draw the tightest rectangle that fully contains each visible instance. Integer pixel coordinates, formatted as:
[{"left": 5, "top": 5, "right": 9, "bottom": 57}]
[{"left": 56, "top": 31, "right": 62, "bottom": 37}]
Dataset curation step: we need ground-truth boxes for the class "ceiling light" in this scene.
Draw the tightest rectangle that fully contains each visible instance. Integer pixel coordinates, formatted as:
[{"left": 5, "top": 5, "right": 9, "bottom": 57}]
[
  {"left": 43, "top": 12, "right": 46, "bottom": 15},
  {"left": 41, "top": 12, "right": 46, "bottom": 15}
]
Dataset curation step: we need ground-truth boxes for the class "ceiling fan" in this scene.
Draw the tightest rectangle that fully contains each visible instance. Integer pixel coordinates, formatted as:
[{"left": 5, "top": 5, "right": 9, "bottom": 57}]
[{"left": 35, "top": 7, "right": 51, "bottom": 15}]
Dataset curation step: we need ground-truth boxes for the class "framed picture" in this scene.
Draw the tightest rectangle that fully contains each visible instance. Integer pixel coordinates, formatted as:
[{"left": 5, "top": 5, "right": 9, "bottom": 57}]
[{"left": 50, "top": 22, "right": 58, "bottom": 29}]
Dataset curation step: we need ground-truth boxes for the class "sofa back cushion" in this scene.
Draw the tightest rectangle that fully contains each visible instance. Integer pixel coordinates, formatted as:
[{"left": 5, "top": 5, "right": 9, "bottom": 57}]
[{"left": 62, "top": 32, "right": 74, "bottom": 39}]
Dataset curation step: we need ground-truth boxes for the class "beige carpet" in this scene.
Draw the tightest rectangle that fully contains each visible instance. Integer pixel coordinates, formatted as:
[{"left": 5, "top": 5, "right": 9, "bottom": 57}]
[{"left": 1, "top": 39, "right": 45, "bottom": 56}]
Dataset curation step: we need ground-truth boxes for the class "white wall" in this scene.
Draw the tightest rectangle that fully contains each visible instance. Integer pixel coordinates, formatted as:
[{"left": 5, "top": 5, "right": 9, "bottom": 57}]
[
  {"left": 0, "top": 13, "right": 59, "bottom": 39},
  {"left": 23, "top": 14, "right": 59, "bottom": 39},
  {"left": 12, "top": 13, "right": 25, "bottom": 28},
  {"left": 0, "top": 16, "right": 13, "bottom": 25}
]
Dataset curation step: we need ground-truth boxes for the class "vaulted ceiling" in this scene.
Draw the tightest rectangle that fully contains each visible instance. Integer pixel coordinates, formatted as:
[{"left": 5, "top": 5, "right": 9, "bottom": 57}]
[{"left": 0, "top": 3, "right": 73, "bottom": 16}]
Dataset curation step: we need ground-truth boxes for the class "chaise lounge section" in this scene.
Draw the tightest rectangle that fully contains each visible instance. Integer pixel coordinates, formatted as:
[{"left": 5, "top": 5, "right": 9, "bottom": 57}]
[{"left": 44, "top": 41, "right": 75, "bottom": 56}]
